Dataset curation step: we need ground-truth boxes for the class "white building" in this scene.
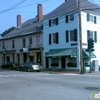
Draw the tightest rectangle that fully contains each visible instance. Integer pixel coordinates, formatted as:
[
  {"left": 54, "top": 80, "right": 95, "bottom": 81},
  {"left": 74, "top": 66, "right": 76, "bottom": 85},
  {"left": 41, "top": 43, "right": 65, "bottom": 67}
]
[{"left": 43, "top": 0, "right": 100, "bottom": 71}]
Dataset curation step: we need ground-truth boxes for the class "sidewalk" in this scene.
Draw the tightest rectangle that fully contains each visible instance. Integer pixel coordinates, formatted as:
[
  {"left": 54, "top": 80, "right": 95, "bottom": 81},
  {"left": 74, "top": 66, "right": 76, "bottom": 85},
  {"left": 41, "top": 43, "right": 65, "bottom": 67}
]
[{"left": 41, "top": 69, "right": 100, "bottom": 74}]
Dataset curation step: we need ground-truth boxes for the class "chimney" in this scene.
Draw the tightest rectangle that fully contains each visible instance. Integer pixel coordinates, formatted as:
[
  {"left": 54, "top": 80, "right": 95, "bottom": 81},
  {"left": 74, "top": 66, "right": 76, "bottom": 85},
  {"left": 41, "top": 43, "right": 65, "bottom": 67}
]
[
  {"left": 17, "top": 15, "right": 21, "bottom": 28},
  {"left": 65, "top": 0, "right": 69, "bottom": 1},
  {"left": 37, "top": 4, "right": 43, "bottom": 21}
]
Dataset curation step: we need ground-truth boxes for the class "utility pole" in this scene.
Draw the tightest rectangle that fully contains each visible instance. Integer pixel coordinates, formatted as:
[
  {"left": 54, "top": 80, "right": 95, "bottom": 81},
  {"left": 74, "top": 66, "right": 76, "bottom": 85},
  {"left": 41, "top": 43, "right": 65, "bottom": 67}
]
[{"left": 78, "top": 0, "right": 83, "bottom": 74}]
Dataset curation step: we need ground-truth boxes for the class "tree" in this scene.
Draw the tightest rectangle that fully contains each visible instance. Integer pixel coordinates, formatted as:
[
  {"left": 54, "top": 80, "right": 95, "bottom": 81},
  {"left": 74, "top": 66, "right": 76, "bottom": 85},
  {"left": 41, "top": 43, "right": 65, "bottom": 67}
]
[{"left": 1, "top": 26, "right": 16, "bottom": 37}]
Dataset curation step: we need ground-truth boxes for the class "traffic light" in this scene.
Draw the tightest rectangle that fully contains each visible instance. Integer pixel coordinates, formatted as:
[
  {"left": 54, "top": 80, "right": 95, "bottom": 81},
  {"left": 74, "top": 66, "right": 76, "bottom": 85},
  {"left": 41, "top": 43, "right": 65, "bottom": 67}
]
[{"left": 88, "top": 38, "right": 94, "bottom": 51}]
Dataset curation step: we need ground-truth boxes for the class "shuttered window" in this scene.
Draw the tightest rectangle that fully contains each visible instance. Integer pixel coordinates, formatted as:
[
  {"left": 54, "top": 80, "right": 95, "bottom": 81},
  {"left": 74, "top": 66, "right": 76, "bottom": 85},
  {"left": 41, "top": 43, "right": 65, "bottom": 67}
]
[
  {"left": 49, "top": 33, "right": 59, "bottom": 44},
  {"left": 94, "top": 31, "right": 97, "bottom": 43},
  {"left": 66, "top": 29, "right": 77, "bottom": 42},
  {"left": 87, "top": 13, "right": 97, "bottom": 24},
  {"left": 87, "top": 30, "right": 97, "bottom": 43},
  {"left": 49, "top": 18, "right": 58, "bottom": 27}
]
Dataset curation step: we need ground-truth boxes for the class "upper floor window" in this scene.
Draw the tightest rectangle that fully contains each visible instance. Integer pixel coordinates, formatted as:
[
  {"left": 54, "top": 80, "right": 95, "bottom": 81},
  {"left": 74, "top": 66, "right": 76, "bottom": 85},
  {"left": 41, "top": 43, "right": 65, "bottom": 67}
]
[
  {"left": 87, "top": 13, "right": 96, "bottom": 24},
  {"left": 12, "top": 40, "right": 15, "bottom": 48},
  {"left": 29, "top": 37, "right": 32, "bottom": 44},
  {"left": 66, "top": 29, "right": 77, "bottom": 42},
  {"left": 22, "top": 38, "right": 26, "bottom": 47},
  {"left": 36, "top": 36, "right": 40, "bottom": 46},
  {"left": 66, "top": 14, "right": 74, "bottom": 23},
  {"left": 2, "top": 42, "right": 5, "bottom": 49},
  {"left": 87, "top": 30, "right": 97, "bottom": 43},
  {"left": 29, "top": 37, "right": 32, "bottom": 47},
  {"left": 49, "top": 32, "right": 59, "bottom": 45},
  {"left": 49, "top": 18, "right": 58, "bottom": 27}
]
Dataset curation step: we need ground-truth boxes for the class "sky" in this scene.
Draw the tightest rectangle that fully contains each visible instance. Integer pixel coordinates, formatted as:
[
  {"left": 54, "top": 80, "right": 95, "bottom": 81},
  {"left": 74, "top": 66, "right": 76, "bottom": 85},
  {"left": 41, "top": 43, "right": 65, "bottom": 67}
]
[{"left": 0, "top": 0, "right": 100, "bottom": 34}]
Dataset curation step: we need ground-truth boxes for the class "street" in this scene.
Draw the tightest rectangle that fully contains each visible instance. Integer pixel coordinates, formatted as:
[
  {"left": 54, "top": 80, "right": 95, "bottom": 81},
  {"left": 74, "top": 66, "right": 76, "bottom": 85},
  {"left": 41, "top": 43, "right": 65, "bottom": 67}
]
[{"left": 0, "top": 69, "right": 100, "bottom": 100}]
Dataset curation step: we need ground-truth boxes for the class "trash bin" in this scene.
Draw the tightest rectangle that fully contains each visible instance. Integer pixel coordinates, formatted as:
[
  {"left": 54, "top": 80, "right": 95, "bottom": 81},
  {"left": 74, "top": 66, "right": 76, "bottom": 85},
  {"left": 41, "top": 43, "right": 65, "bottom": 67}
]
[
  {"left": 84, "top": 64, "right": 90, "bottom": 73},
  {"left": 84, "top": 65, "right": 86, "bottom": 73}
]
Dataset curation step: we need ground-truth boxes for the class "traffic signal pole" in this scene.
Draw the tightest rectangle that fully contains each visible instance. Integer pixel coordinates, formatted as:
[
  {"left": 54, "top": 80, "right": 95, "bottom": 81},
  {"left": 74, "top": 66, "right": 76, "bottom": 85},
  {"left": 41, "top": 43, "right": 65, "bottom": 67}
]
[
  {"left": 78, "top": 0, "right": 83, "bottom": 74},
  {"left": 89, "top": 50, "right": 91, "bottom": 73}
]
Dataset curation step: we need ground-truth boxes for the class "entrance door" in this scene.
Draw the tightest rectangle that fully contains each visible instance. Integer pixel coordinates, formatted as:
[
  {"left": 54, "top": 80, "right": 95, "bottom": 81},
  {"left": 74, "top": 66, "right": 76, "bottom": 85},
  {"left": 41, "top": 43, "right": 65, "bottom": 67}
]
[
  {"left": 23, "top": 53, "right": 27, "bottom": 62},
  {"left": 17, "top": 54, "right": 20, "bottom": 64},
  {"left": 46, "top": 58, "right": 49, "bottom": 68},
  {"left": 61, "top": 57, "right": 66, "bottom": 69},
  {"left": 29, "top": 56, "right": 33, "bottom": 62}
]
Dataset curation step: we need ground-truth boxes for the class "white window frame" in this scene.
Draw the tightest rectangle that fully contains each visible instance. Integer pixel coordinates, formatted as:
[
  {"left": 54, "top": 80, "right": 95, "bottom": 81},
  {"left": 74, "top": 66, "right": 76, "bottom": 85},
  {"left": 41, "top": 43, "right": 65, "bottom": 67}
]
[
  {"left": 36, "top": 36, "right": 40, "bottom": 46},
  {"left": 88, "top": 31, "right": 94, "bottom": 40},
  {"left": 51, "top": 19, "right": 56, "bottom": 26},
  {"left": 69, "top": 30, "right": 76, "bottom": 42},
  {"left": 51, "top": 33, "right": 57, "bottom": 44},
  {"left": 69, "top": 14, "right": 74, "bottom": 21},
  {"left": 89, "top": 15, "right": 94, "bottom": 22}
]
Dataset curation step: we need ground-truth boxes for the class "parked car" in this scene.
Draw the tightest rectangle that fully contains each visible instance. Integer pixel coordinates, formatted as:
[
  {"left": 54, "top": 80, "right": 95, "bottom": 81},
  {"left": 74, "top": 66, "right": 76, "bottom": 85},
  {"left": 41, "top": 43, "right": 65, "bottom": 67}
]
[
  {"left": 1, "top": 62, "right": 19, "bottom": 70},
  {"left": 17, "top": 62, "right": 42, "bottom": 72}
]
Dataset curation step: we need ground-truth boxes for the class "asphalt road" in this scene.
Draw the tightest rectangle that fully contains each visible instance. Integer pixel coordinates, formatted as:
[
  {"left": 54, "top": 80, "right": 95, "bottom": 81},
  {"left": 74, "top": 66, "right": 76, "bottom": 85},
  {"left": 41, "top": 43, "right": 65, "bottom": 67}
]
[{"left": 0, "top": 69, "right": 100, "bottom": 100}]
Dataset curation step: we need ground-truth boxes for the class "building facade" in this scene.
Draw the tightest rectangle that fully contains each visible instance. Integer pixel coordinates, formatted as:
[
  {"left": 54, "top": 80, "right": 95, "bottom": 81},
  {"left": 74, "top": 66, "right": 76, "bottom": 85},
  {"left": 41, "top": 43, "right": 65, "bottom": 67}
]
[
  {"left": 0, "top": 4, "right": 44, "bottom": 67},
  {"left": 43, "top": 0, "right": 100, "bottom": 71}
]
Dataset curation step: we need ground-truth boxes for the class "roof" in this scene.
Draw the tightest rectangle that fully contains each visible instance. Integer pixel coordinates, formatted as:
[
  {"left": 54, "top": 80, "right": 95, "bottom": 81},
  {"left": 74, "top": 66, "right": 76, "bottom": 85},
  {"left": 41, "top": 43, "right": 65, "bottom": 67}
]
[
  {"left": 46, "top": 48, "right": 96, "bottom": 58},
  {"left": 44, "top": 0, "right": 100, "bottom": 19},
  {"left": 1, "top": 0, "right": 100, "bottom": 39},
  {"left": 1, "top": 16, "right": 43, "bottom": 39}
]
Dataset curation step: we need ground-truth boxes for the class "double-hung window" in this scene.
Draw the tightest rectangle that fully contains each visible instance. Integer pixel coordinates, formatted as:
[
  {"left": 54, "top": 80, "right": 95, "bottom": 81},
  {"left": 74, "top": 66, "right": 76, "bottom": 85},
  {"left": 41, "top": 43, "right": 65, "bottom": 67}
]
[
  {"left": 66, "top": 14, "right": 74, "bottom": 23},
  {"left": 36, "top": 36, "right": 40, "bottom": 46},
  {"left": 49, "top": 18, "right": 58, "bottom": 27},
  {"left": 87, "top": 30, "right": 97, "bottom": 43},
  {"left": 49, "top": 33, "right": 59, "bottom": 45},
  {"left": 66, "top": 29, "right": 77, "bottom": 42},
  {"left": 29, "top": 37, "right": 32, "bottom": 44},
  {"left": 87, "top": 13, "right": 96, "bottom": 24},
  {"left": 22, "top": 38, "right": 26, "bottom": 47}
]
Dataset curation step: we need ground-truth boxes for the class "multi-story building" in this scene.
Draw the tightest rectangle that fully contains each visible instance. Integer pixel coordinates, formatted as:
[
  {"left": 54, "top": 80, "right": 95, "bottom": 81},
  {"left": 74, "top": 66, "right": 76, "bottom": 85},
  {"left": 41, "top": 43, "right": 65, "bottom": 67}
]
[
  {"left": 0, "top": 4, "right": 44, "bottom": 67},
  {"left": 43, "top": 0, "right": 100, "bottom": 71}
]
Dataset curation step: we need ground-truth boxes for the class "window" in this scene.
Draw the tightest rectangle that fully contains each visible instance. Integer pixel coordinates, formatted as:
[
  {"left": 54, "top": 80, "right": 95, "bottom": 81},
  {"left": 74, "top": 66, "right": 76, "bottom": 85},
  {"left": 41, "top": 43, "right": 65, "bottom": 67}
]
[
  {"left": 22, "top": 38, "right": 25, "bottom": 47},
  {"left": 52, "top": 58, "right": 58, "bottom": 64},
  {"left": 12, "top": 40, "right": 15, "bottom": 48},
  {"left": 51, "top": 58, "right": 59, "bottom": 66},
  {"left": 66, "top": 14, "right": 74, "bottom": 23},
  {"left": 66, "top": 29, "right": 77, "bottom": 42},
  {"left": 49, "top": 18, "right": 58, "bottom": 27},
  {"left": 52, "top": 34, "right": 56, "bottom": 43},
  {"left": 2, "top": 42, "right": 5, "bottom": 49},
  {"left": 69, "top": 14, "right": 74, "bottom": 21},
  {"left": 70, "top": 30, "right": 75, "bottom": 41},
  {"left": 49, "top": 33, "right": 59, "bottom": 45},
  {"left": 37, "top": 36, "right": 40, "bottom": 46},
  {"left": 29, "top": 37, "right": 32, "bottom": 44},
  {"left": 87, "top": 13, "right": 96, "bottom": 24},
  {"left": 87, "top": 30, "right": 97, "bottom": 43},
  {"left": 36, "top": 52, "right": 41, "bottom": 63}
]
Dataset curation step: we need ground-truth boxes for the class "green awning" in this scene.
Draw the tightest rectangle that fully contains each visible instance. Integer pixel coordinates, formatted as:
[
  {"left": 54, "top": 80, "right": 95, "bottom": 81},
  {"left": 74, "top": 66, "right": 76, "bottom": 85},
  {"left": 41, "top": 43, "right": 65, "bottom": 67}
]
[{"left": 46, "top": 48, "right": 96, "bottom": 58}]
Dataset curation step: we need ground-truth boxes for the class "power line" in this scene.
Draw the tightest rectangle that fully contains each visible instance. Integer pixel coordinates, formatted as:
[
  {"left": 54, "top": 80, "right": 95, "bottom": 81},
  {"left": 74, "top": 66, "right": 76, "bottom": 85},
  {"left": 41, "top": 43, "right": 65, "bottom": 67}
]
[
  {"left": 0, "top": 0, "right": 26, "bottom": 14},
  {"left": 1, "top": 0, "right": 100, "bottom": 32}
]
